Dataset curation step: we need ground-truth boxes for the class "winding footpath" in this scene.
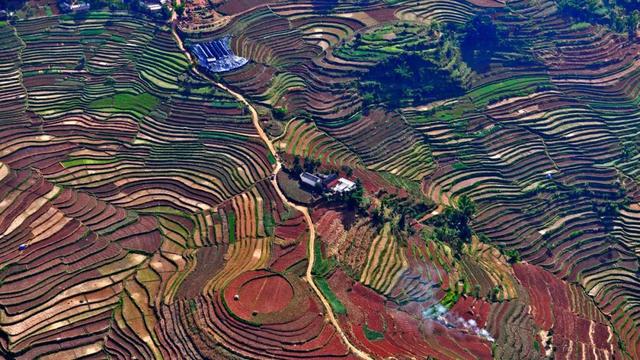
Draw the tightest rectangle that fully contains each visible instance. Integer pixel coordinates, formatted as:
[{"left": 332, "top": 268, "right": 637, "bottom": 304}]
[{"left": 170, "top": 23, "right": 372, "bottom": 360}]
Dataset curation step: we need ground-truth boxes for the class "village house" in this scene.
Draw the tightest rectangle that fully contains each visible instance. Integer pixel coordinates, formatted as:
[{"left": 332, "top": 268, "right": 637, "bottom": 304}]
[
  {"left": 59, "top": 0, "right": 90, "bottom": 12},
  {"left": 327, "top": 177, "right": 356, "bottom": 193},
  {"left": 300, "top": 172, "right": 323, "bottom": 189},
  {"left": 139, "top": 0, "right": 162, "bottom": 12}
]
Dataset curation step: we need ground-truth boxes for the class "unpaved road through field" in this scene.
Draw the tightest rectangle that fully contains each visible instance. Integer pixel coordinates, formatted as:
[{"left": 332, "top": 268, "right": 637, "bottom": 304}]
[{"left": 170, "top": 22, "right": 372, "bottom": 360}]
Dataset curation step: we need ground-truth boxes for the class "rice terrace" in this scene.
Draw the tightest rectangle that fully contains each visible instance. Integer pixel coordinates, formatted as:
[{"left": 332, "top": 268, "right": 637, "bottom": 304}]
[{"left": 2, "top": 0, "right": 640, "bottom": 358}]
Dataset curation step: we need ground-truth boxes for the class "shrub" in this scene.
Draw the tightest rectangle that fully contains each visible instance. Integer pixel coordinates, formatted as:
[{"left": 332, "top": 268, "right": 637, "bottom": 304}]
[{"left": 272, "top": 106, "right": 287, "bottom": 120}]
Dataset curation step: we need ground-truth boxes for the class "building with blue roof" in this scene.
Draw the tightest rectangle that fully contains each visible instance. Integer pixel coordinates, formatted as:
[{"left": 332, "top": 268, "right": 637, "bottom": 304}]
[{"left": 190, "top": 36, "right": 248, "bottom": 73}]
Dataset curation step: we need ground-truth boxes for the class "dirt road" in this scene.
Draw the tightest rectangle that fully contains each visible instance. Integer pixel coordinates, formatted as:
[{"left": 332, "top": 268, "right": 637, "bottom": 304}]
[{"left": 170, "top": 23, "right": 372, "bottom": 360}]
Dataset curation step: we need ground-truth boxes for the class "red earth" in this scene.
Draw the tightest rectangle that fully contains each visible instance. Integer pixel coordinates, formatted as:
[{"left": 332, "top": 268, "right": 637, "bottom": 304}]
[{"left": 225, "top": 270, "right": 294, "bottom": 320}]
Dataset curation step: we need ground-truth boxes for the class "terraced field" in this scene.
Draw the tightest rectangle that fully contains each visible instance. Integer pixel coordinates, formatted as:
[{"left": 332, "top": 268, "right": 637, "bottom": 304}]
[
  {"left": 2, "top": 0, "right": 640, "bottom": 358},
  {"left": 0, "top": 11, "right": 330, "bottom": 359}
]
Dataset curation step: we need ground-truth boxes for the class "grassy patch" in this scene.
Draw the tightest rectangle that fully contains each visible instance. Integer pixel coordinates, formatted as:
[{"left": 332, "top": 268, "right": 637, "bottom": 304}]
[
  {"left": 379, "top": 172, "right": 424, "bottom": 199},
  {"left": 263, "top": 213, "right": 275, "bottom": 236},
  {"left": 570, "top": 22, "right": 591, "bottom": 30},
  {"left": 432, "top": 102, "right": 475, "bottom": 123},
  {"left": 468, "top": 76, "right": 551, "bottom": 108},
  {"left": 110, "top": 35, "right": 126, "bottom": 44},
  {"left": 227, "top": 211, "right": 236, "bottom": 244},
  {"left": 316, "top": 277, "right": 346, "bottom": 315},
  {"left": 140, "top": 69, "right": 179, "bottom": 91},
  {"left": 88, "top": 92, "right": 159, "bottom": 116},
  {"left": 79, "top": 28, "right": 105, "bottom": 36},
  {"left": 276, "top": 171, "right": 315, "bottom": 204},
  {"left": 312, "top": 238, "right": 336, "bottom": 277},
  {"left": 363, "top": 324, "right": 384, "bottom": 341},
  {"left": 452, "top": 161, "right": 468, "bottom": 170},
  {"left": 199, "top": 131, "right": 248, "bottom": 141},
  {"left": 441, "top": 289, "right": 460, "bottom": 308},
  {"left": 267, "top": 153, "right": 276, "bottom": 165},
  {"left": 211, "top": 99, "right": 243, "bottom": 109},
  {"left": 62, "top": 157, "right": 116, "bottom": 168}
]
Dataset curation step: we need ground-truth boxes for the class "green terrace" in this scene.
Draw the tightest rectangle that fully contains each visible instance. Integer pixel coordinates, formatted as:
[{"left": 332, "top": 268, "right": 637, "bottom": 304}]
[
  {"left": 468, "top": 75, "right": 553, "bottom": 108},
  {"left": 61, "top": 157, "right": 118, "bottom": 168},
  {"left": 88, "top": 92, "right": 160, "bottom": 116},
  {"left": 334, "top": 22, "right": 440, "bottom": 63}
]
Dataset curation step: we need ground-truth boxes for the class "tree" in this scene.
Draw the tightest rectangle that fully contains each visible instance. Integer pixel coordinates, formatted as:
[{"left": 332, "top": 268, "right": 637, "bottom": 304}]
[
  {"left": 303, "top": 157, "right": 319, "bottom": 173},
  {"left": 353, "top": 32, "right": 362, "bottom": 44},
  {"left": 504, "top": 249, "right": 521, "bottom": 263},
  {"left": 182, "top": 81, "right": 192, "bottom": 96},
  {"left": 291, "top": 155, "right": 303, "bottom": 177},
  {"left": 371, "top": 207, "right": 384, "bottom": 226},
  {"left": 346, "top": 179, "right": 365, "bottom": 209},
  {"left": 75, "top": 55, "right": 86, "bottom": 71},
  {"left": 555, "top": 0, "right": 640, "bottom": 35},
  {"left": 341, "top": 165, "right": 353, "bottom": 177},
  {"left": 162, "top": 4, "right": 172, "bottom": 19},
  {"left": 456, "top": 195, "right": 477, "bottom": 220},
  {"left": 272, "top": 106, "right": 287, "bottom": 120},
  {"left": 462, "top": 15, "right": 500, "bottom": 72},
  {"left": 629, "top": 9, "right": 640, "bottom": 36},
  {"left": 311, "top": 0, "right": 338, "bottom": 13},
  {"left": 173, "top": 1, "right": 185, "bottom": 16},
  {"left": 433, "top": 225, "right": 459, "bottom": 246},
  {"left": 556, "top": 0, "right": 608, "bottom": 23}
]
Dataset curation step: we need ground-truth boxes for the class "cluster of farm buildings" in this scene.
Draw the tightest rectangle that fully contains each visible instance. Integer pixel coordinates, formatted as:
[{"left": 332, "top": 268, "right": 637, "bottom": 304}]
[
  {"left": 299, "top": 172, "right": 356, "bottom": 194},
  {"left": 58, "top": 0, "right": 90, "bottom": 12}
]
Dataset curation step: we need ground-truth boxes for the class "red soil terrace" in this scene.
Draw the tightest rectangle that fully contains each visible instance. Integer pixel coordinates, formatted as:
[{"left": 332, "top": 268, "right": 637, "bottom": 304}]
[{"left": 224, "top": 270, "right": 294, "bottom": 320}]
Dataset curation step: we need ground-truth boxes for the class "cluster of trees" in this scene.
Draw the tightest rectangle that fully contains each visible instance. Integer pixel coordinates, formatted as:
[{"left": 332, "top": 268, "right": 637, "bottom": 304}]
[
  {"left": 359, "top": 53, "right": 466, "bottom": 110},
  {"left": 557, "top": 0, "right": 609, "bottom": 22},
  {"left": 618, "top": 0, "right": 640, "bottom": 10},
  {"left": 427, "top": 195, "right": 477, "bottom": 258},
  {"left": 593, "top": 200, "right": 622, "bottom": 231},
  {"left": 355, "top": 13, "right": 536, "bottom": 109},
  {"left": 460, "top": 15, "right": 502, "bottom": 72},
  {"left": 460, "top": 14, "right": 535, "bottom": 72},
  {"left": 289, "top": 155, "right": 321, "bottom": 178},
  {"left": 542, "top": 177, "right": 627, "bottom": 233},
  {"left": 1, "top": 0, "right": 24, "bottom": 11},
  {"left": 371, "top": 195, "right": 433, "bottom": 234},
  {"left": 557, "top": 0, "right": 640, "bottom": 35},
  {"left": 339, "top": 179, "right": 365, "bottom": 210}
]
